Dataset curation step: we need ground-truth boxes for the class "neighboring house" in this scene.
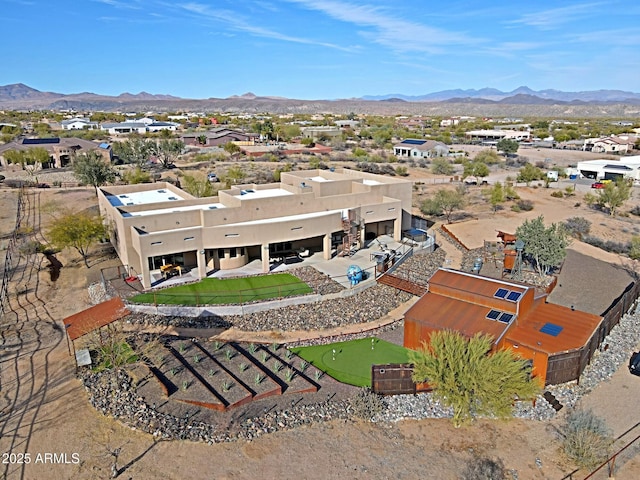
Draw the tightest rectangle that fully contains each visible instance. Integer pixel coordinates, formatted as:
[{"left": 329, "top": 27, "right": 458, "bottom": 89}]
[
  {"left": 97, "top": 168, "right": 412, "bottom": 289},
  {"left": 335, "top": 120, "right": 359, "bottom": 129},
  {"left": 393, "top": 139, "right": 449, "bottom": 159},
  {"left": 439, "top": 117, "right": 459, "bottom": 127},
  {"left": 465, "top": 129, "right": 531, "bottom": 142},
  {"left": 100, "top": 122, "right": 148, "bottom": 135},
  {"left": 147, "top": 122, "right": 179, "bottom": 133},
  {"left": 60, "top": 118, "right": 99, "bottom": 130},
  {"left": 583, "top": 136, "right": 634, "bottom": 154},
  {"left": 181, "top": 128, "right": 257, "bottom": 147},
  {"left": 403, "top": 268, "right": 603, "bottom": 385},
  {"left": 576, "top": 156, "right": 640, "bottom": 181},
  {"left": 0, "top": 137, "right": 111, "bottom": 168},
  {"left": 396, "top": 117, "right": 430, "bottom": 131},
  {"left": 301, "top": 126, "right": 341, "bottom": 140}
]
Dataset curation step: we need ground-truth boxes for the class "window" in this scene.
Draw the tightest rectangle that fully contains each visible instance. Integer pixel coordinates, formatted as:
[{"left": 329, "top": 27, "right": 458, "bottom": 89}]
[
  {"left": 230, "top": 248, "right": 237, "bottom": 258},
  {"left": 218, "top": 248, "right": 225, "bottom": 258}
]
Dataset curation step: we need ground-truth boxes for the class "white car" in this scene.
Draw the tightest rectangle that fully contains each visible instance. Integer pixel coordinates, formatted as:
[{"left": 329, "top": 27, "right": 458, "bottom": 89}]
[{"left": 207, "top": 172, "right": 219, "bottom": 182}]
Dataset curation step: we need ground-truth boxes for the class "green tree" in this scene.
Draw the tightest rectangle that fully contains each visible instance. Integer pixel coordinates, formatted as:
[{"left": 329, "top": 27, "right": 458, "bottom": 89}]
[
  {"left": 463, "top": 161, "right": 490, "bottom": 182},
  {"left": 496, "top": 138, "right": 519, "bottom": 155},
  {"left": 122, "top": 166, "right": 151, "bottom": 184},
  {"left": 223, "top": 141, "right": 242, "bottom": 156},
  {"left": 485, "top": 182, "right": 505, "bottom": 212},
  {"left": 431, "top": 157, "right": 455, "bottom": 175},
  {"left": 73, "top": 151, "right": 116, "bottom": 194},
  {"left": 410, "top": 331, "right": 541, "bottom": 427},
  {"left": 473, "top": 149, "right": 501, "bottom": 165},
  {"left": 47, "top": 210, "right": 106, "bottom": 268},
  {"left": 224, "top": 165, "right": 246, "bottom": 186},
  {"left": 597, "top": 179, "right": 631, "bottom": 216},
  {"left": 149, "top": 139, "right": 184, "bottom": 168},
  {"left": 517, "top": 163, "right": 544, "bottom": 186},
  {"left": 181, "top": 172, "right": 215, "bottom": 197},
  {"left": 516, "top": 215, "right": 570, "bottom": 276},
  {"left": 420, "top": 187, "right": 466, "bottom": 223},
  {"left": 112, "top": 137, "right": 151, "bottom": 167}
]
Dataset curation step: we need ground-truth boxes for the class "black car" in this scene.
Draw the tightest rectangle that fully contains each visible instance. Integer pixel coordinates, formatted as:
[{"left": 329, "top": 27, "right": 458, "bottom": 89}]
[{"left": 629, "top": 351, "right": 640, "bottom": 376}]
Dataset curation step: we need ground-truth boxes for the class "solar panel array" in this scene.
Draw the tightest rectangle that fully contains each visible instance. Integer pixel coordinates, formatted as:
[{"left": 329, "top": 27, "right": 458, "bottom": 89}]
[
  {"left": 486, "top": 309, "right": 516, "bottom": 324},
  {"left": 401, "top": 139, "right": 427, "bottom": 145},
  {"left": 494, "top": 287, "right": 523, "bottom": 302}
]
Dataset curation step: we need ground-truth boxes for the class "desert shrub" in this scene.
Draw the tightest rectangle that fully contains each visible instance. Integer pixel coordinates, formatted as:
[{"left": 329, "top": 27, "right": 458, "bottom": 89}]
[
  {"left": 563, "top": 217, "right": 591, "bottom": 240},
  {"left": 550, "top": 190, "right": 564, "bottom": 198},
  {"left": 629, "top": 236, "right": 640, "bottom": 260},
  {"left": 560, "top": 409, "right": 613, "bottom": 469},
  {"left": 515, "top": 199, "right": 534, "bottom": 211},
  {"left": 510, "top": 204, "right": 521, "bottom": 212},
  {"left": 462, "top": 457, "right": 506, "bottom": 480},
  {"left": 583, "top": 236, "right": 629, "bottom": 255},
  {"left": 630, "top": 205, "right": 640, "bottom": 216},
  {"left": 349, "top": 388, "right": 385, "bottom": 421}
]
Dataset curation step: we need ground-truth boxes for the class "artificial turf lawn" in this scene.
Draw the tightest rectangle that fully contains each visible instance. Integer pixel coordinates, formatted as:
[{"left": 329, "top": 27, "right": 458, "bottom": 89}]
[
  {"left": 129, "top": 273, "right": 312, "bottom": 305},
  {"left": 290, "top": 337, "right": 411, "bottom": 387}
]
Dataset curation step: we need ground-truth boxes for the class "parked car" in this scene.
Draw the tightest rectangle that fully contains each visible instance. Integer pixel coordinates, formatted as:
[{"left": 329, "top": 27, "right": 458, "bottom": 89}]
[
  {"left": 629, "top": 351, "right": 640, "bottom": 376},
  {"left": 591, "top": 182, "right": 605, "bottom": 189},
  {"left": 207, "top": 172, "right": 219, "bottom": 182}
]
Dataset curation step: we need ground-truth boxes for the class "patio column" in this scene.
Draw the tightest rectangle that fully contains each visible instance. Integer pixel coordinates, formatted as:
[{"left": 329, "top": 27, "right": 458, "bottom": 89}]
[
  {"left": 197, "top": 249, "right": 207, "bottom": 280},
  {"left": 140, "top": 258, "right": 151, "bottom": 290},
  {"left": 323, "top": 233, "right": 331, "bottom": 260},
  {"left": 261, "top": 243, "right": 270, "bottom": 272},
  {"left": 393, "top": 217, "right": 402, "bottom": 241}
]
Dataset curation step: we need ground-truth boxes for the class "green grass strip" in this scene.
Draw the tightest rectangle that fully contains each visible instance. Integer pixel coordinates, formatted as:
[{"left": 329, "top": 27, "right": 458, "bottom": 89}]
[
  {"left": 291, "top": 337, "right": 411, "bottom": 387},
  {"left": 130, "top": 273, "right": 312, "bottom": 305}
]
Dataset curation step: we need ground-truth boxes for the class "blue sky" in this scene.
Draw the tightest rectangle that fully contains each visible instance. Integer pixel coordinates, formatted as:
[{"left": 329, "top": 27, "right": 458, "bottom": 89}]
[{"left": 2, "top": 0, "right": 639, "bottom": 99}]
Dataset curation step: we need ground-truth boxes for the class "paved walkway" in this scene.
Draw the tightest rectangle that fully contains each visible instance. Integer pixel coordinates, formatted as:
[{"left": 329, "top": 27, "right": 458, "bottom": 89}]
[{"left": 122, "top": 296, "right": 419, "bottom": 344}]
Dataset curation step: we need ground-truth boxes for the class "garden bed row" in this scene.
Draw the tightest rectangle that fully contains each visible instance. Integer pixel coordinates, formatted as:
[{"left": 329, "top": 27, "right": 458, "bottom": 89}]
[{"left": 143, "top": 339, "right": 321, "bottom": 411}]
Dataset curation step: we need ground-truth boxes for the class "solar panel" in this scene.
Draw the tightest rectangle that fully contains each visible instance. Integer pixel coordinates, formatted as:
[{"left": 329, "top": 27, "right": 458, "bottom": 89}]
[
  {"left": 402, "top": 139, "right": 426, "bottom": 145},
  {"left": 540, "top": 323, "right": 563, "bottom": 337},
  {"left": 498, "top": 313, "right": 514, "bottom": 323},
  {"left": 486, "top": 309, "right": 501, "bottom": 320},
  {"left": 22, "top": 137, "right": 60, "bottom": 145},
  {"left": 506, "top": 291, "right": 522, "bottom": 302},
  {"left": 494, "top": 288, "right": 509, "bottom": 299}
]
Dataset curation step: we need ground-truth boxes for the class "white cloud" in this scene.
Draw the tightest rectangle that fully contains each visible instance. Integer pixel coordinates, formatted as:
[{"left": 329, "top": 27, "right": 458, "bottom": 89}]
[
  {"left": 177, "top": 2, "right": 356, "bottom": 52},
  {"left": 508, "top": 2, "right": 607, "bottom": 30},
  {"left": 285, "top": 0, "right": 479, "bottom": 54}
]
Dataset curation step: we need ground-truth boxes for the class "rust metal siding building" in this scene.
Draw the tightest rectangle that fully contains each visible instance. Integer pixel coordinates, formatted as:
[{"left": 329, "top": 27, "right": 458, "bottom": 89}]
[{"left": 404, "top": 268, "right": 603, "bottom": 385}]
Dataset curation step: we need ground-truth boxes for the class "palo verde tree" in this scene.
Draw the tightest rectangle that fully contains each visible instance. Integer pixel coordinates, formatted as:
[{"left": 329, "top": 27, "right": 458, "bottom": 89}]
[
  {"left": 496, "top": 138, "right": 519, "bottom": 155},
  {"left": 149, "top": 138, "right": 184, "bottom": 168},
  {"left": 410, "top": 331, "right": 541, "bottom": 427},
  {"left": 73, "top": 150, "right": 116, "bottom": 194},
  {"left": 47, "top": 209, "right": 106, "bottom": 268},
  {"left": 473, "top": 149, "right": 501, "bottom": 165},
  {"left": 111, "top": 136, "right": 151, "bottom": 167},
  {"left": 420, "top": 187, "right": 467, "bottom": 223},
  {"left": 484, "top": 182, "right": 505, "bottom": 212},
  {"left": 181, "top": 172, "right": 215, "bottom": 198},
  {"left": 431, "top": 157, "right": 455, "bottom": 176},
  {"left": 596, "top": 179, "right": 631, "bottom": 216},
  {"left": 516, "top": 163, "right": 544, "bottom": 186},
  {"left": 516, "top": 215, "right": 570, "bottom": 276},
  {"left": 463, "top": 161, "right": 490, "bottom": 182}
]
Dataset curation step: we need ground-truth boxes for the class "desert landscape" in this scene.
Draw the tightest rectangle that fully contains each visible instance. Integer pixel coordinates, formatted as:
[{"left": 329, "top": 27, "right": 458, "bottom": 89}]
[{"left": 2, "top": 145, "right": 640, "bottom": 479}]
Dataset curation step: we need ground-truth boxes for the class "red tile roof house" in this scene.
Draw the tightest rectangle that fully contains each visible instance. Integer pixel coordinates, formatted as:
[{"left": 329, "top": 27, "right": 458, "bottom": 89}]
[{"left": 404, "top": 269, "right": 603, "bottom": 386}]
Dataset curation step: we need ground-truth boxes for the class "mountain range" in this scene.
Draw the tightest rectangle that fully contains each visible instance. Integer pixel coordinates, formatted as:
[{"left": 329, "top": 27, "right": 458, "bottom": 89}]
[{"left": 1, "top": 83, "right": 640, "bottom": 117}]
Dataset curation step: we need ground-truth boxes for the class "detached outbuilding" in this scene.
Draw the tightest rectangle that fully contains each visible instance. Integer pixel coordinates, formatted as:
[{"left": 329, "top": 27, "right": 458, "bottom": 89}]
[{"left": 404, "top": 269, "right": 604, "bottom": 385}]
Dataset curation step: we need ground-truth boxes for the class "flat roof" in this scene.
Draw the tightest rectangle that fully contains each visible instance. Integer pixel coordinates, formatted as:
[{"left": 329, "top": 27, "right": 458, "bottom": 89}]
[
  {"left": 225, "top": 209, "right": 343, "bottom": 227},
  {"left": 233, "top": 188, "right": 293, "bottom": 199},
  {"left": 308, "top": 176, "right": 329, "bottom": 182},
  {"left": 363, "top": 179, "right": 382, "bottom": 186},
  {"left": 125, "top": 203, "right": 226, "bottom": 217},
  {"left": 107, "top": 189, "right": 184, "bottom": 207}
]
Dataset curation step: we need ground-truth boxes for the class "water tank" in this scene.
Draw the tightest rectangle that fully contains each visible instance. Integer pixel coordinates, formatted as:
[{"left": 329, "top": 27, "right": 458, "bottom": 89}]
[{"left": 347, "top": 265, "right": 363, "bottom": 286}]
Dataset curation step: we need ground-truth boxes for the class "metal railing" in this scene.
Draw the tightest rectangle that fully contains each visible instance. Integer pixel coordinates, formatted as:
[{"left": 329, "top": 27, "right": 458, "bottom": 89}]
[{"left": 0, "top": 188, "right": 25, "bottom": 319}]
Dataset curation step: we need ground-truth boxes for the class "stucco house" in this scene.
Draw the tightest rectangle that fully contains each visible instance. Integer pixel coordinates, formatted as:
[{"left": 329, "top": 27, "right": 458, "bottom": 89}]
[
  {"left": 61, "top": 118, "right": 99, "bottom": 130},
  {"left": 181, "top": 128, "right": 257, "bottom": 147},
  {"left": 393, "top": 139, "right": 449, "bottom": 159},
  {"left": 98, "top": 168, "right": 412, "bottom": 289},
  {"left": 0, "top": 137, "right": 111, "bottom": 168}
]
